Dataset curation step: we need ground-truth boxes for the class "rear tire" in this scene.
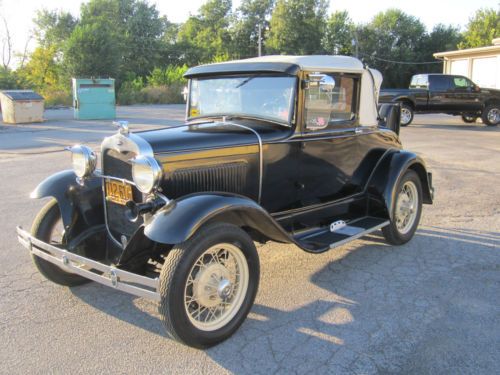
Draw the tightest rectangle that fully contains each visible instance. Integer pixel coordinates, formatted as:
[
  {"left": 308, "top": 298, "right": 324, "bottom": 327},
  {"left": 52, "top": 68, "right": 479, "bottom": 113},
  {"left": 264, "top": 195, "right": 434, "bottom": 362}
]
[
  {"left": 159, "top": 222, "right": 259, "bottom": 348},
  {"left": 31, "top": 199, "right": 90, "bottom": 287},
  {"left": 481, "top": 104, "right": 500, "bottom": 126},
  {"left": 400, "top": 103, "right": 414, "bottom": 126},
  {"left": 382, "top": 170, "right": 423, "bottom": 245}
]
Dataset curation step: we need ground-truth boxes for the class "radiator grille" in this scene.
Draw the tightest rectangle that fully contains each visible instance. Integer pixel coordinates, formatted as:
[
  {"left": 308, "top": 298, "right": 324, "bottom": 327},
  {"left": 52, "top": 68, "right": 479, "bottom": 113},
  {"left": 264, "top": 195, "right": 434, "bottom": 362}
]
[
  {"left": 164, "top": 163, "right": 248, "bottom": 198},
  {"left": 102, "top": 149, "right": 143, "bottom": 238}
]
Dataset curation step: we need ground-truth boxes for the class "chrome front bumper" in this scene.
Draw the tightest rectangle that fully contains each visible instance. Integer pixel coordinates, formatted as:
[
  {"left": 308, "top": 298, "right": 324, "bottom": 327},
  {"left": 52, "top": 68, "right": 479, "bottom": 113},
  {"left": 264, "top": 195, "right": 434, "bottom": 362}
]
[{"left": 16, "top": 226, "right": 160, "bottom": 301}]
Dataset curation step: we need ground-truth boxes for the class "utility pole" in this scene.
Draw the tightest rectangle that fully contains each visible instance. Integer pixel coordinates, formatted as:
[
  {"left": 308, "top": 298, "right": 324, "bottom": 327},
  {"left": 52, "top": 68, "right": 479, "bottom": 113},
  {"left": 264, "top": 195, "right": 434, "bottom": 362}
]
[
  {"left": 352, "top": 29, "right": 359, "bottom": 58},
  {"left": 258, "top": 24, "right": 262, "bottom": 57}
]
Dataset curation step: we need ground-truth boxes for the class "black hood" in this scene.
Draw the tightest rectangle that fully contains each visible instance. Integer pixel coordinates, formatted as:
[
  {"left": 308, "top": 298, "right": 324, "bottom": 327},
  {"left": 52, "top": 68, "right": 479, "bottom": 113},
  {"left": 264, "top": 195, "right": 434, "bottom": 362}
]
[{"left": 136, "top": 121, "right": 292, "bottom": 154}]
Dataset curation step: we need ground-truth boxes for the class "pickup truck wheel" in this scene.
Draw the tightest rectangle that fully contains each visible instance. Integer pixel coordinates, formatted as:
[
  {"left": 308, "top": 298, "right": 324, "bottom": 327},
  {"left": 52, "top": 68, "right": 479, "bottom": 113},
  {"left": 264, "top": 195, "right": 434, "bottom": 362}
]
[
  {"left": 31, "top": 199, "right": 90, "bottom": 287},
  {"left": 482, "top": 104, "right": 500, "bottom": 126},
  {"left": 382, "top": 170, "right": 422, "bottom": 245},
  {"left": 400, "top": 104, "right": 414, "bottom": 126},
  {"left": 461, "top": 114, "right": 478, "bottom": 123},
  {"left": 159, "top": 222, "right": 259, "bottom": 348}
]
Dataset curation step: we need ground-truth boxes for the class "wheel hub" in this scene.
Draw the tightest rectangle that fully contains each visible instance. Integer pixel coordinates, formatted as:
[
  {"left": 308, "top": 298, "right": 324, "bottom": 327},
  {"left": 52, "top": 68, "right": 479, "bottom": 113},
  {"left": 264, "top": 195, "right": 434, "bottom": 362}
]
[
  {"left": 488, "top": 108, "right": 500, "bottom": 124},
  {"left": 401, "top": 108, "right": 411, "bottom": 124},
  {"left": 193, "top": 263, "right": 231, "bottom": 308},
  {"left": 217, "top": 279, "right": 232, "bottom": 299}
]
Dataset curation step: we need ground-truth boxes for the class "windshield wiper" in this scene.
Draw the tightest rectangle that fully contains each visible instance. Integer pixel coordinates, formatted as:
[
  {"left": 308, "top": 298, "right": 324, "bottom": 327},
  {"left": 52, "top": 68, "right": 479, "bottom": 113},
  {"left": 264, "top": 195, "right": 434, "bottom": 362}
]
[{"left": 235, "top": 75, "right": 261, "bottom": 88}]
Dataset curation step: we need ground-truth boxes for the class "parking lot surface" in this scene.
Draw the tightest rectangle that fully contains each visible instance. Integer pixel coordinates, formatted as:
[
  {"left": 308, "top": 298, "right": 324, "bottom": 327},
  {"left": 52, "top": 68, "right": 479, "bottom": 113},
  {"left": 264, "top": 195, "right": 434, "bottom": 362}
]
[{"left": 0, "top": 107, "right": 499, "bottom": 374}]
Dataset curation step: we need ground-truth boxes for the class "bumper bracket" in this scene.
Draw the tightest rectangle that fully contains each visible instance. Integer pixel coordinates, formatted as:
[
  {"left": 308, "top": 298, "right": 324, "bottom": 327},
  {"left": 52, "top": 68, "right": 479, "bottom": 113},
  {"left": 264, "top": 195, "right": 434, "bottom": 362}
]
[{"left": 16, "top": 226, "right": 160, "bottom": 301}]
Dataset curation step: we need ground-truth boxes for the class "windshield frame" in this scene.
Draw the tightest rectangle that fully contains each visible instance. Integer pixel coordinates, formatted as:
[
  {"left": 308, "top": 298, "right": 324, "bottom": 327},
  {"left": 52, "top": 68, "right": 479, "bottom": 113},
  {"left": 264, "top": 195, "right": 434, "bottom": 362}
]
[{"left": 186, "top": 73, "right": 298, "bottom": 127}]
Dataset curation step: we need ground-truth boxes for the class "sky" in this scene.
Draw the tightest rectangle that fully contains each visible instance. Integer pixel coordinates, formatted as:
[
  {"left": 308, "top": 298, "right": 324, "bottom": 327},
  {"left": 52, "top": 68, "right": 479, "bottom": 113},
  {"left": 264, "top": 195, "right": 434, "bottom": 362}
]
[{"left": 0, "top": 0, "right": 496, "bottom": 67}]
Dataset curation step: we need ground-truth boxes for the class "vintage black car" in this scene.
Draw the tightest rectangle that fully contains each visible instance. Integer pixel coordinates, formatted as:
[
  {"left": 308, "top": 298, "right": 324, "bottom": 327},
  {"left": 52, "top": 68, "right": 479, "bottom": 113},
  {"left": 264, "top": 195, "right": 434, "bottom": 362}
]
[{"left": 17, "top": 56, "right": 434, "bottom": 348}]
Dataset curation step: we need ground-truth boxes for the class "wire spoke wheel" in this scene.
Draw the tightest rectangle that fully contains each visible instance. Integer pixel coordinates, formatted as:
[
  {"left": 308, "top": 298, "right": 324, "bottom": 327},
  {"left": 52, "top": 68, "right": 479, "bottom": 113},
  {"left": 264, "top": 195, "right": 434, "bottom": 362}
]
[
  {"left": 382, "top": 170, "right": 423, "bottom": 245},
  {"left": 184, "top": 243, "right": 249, "bottom": 331},
  {"left": 395, "top": 181, "right": 418, "bottom": 235},
  {"left": 159, "top": 223, "right": 259, "bottom": 348}
]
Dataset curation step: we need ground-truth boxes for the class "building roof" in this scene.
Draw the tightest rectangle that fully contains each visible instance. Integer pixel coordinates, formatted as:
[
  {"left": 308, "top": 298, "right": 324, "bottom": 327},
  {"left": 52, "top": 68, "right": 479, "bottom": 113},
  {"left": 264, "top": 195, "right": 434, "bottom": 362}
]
[
  {"left": 185, "top": 55, "right": 365, "bottom": 78},
  {"left": 0, "top": 90, "right": 44, "bottom": 101},
  {"left": 434, "top": 44, "right": 500, "bottom": 59}
]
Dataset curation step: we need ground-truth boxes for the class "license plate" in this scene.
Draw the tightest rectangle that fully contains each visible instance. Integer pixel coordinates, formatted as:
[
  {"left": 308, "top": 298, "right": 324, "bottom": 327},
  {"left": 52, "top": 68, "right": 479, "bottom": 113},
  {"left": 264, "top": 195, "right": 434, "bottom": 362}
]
[{"left": 105, "top": 179, "right": 133, "bottom": 205}]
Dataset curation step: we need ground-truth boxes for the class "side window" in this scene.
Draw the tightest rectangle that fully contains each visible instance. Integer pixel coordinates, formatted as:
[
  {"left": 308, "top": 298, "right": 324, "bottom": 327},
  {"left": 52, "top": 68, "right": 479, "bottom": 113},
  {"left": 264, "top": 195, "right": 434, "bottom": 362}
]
[
  {"left": 453, "top": 76, "right": 472, "bottom": 90},
  {"left": 429, "top": 75, "right": 450, "bottom": 91},
  {"left": 304, "top": 73, "right": 357, "bottom": 131},
  {"left": 410, "top": 75, "right": 428, "bottom": 89}
]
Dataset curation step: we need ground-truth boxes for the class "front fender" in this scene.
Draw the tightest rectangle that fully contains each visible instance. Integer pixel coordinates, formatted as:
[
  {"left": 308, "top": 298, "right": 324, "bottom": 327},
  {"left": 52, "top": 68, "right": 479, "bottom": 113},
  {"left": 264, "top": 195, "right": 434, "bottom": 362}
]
[
  {"left": 367, "top": 150, "right": 433, "bottom": 220},
  {"left": 143, "top": 193, "right": 291, "bottom": 245},
  {"left": 31, "top": 170, "right": 103, "bottom": 230}
]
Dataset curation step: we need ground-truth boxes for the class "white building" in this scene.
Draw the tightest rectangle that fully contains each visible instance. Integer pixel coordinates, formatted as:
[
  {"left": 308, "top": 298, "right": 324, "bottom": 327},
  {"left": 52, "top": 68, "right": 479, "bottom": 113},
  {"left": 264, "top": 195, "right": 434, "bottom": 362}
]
[{"left": 434, "top": 38, "right": 500, "bottom": 89}]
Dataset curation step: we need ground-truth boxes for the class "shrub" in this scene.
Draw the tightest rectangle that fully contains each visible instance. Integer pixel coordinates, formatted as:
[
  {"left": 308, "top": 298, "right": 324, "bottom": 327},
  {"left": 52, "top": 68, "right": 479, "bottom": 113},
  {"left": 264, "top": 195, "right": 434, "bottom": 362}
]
[
  {"left": 42, "top": 89, "right": 73, "bottom": 107},
  {"left": 117, "top": 65, "right": 188, "bottom": 105},
  {"left": 147, "top": 65, "right": 188, "bottom": 87}
]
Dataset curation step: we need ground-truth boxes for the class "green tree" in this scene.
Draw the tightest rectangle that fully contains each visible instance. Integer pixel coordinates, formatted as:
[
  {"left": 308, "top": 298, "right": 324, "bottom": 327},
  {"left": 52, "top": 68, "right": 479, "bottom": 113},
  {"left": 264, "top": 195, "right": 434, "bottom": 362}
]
[
  {"left": 18, "top": 46, "right": 61, "bottom": 90},
  {"left": 231, "top": 0, "right": 275, "bottom": 58},
  {"left": 0, "top": 68, "right": 18, "bottom": 90},
  {"left": 421, "top": 24, "right": 463, "bottom": 73},
  {"left": 177, "top": 0, "right": 233, "bottom": 64},
  {"left": 459, "top": 8, "right": 500, "bottom": 49},
  {"left": 64, "top": 22, "right": 120, "bottom": 78},
  {"left": 75, "top": 0, "right": 165, "bottom": 78},
  {"left": 356, "top": 9, "right": 427, "bottom": 88},
  {"left": 33, "top": 9, "right": 77, "bottom": 49},
  {"left": 266, "top": 0, "right": 328, "bottom": 54},
  {"left": 322, "top": 10, "right": 354, "bottom": 55}
]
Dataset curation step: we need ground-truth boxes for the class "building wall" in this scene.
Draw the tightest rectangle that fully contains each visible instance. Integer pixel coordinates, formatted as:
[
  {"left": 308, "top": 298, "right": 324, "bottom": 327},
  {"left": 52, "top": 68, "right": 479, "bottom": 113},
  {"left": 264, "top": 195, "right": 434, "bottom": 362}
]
[{"left": 444, "top": 53, "right": 500, "bottom": 89}]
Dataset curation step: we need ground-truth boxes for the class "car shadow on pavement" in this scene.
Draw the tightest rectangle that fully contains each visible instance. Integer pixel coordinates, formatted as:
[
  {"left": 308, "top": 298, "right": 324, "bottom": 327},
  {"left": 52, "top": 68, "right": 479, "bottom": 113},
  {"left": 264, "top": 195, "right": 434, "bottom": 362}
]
[
  {"left": 69, "top": 227, "right": 499, "bottom": 374},
  {"left": 410, "top": 123, "right": 500, "bottom": 132},
  {"left": 69, "top": 284, "right": 169, "bottom": 339}
]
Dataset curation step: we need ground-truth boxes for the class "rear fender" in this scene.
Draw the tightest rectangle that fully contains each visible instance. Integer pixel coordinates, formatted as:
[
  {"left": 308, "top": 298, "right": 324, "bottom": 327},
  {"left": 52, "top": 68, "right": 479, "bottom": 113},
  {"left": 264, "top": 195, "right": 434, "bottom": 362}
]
[
  {"left": 367, "top": 150, "right": 433, "bottom": 220},
  {"left": 143, "top": 193, "right": 291, "bottom": 245},
  {"left": 31, "top": 170, "right": 104, "bottom": 233}
]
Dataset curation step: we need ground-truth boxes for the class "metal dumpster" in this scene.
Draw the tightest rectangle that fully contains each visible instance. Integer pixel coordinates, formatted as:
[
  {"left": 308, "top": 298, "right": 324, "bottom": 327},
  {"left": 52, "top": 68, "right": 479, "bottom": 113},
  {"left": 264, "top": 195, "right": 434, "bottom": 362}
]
[
  {"left": 0, "top": 90, "right": 44, "bottom": 124},
  {"left": 72, "top": 78, "right": 116, "bottom": 120}
]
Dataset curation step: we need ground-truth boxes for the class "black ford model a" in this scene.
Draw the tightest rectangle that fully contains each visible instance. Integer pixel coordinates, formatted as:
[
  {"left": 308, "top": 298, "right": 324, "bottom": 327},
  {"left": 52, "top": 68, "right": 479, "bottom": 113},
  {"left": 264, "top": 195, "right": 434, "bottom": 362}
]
[{"left": 17, "top": 56, "right": 434, "bottom": 348}]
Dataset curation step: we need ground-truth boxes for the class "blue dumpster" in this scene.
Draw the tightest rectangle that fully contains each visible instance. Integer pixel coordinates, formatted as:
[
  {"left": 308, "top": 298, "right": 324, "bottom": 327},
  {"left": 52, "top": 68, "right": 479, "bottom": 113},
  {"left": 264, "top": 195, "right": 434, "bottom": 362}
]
[{"left": 72, "top": 78, "right": 116, "bottom": 120}]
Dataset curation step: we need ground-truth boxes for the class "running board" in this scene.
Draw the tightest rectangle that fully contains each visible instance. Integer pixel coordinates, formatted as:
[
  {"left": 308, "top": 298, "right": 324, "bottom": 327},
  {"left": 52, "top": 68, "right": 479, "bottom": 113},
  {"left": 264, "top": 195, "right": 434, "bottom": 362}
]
[{"left": 294, "top": 216, "right": 389, "bottom": 252}]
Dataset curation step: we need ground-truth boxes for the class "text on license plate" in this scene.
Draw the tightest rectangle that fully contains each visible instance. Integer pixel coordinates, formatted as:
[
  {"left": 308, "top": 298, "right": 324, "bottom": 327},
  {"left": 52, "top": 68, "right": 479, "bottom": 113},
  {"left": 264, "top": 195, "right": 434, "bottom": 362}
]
[{"left": 105, "top": 179, "right": 133, "bottom": 205}]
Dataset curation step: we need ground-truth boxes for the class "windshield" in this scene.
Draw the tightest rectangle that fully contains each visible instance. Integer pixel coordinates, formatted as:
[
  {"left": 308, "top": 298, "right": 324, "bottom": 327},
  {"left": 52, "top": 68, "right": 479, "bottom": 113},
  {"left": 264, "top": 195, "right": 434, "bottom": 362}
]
[{"left": 188, "top": 75, "right": 296, "bottom": 124}]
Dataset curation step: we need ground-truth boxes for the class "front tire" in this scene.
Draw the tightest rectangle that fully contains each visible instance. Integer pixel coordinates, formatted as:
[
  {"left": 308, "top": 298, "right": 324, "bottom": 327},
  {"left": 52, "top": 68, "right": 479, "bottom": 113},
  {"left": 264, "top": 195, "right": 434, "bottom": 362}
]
[
  {"left": 399, "top": 103, "right": 414, "bottom": 126},
  {"left": 31, "top": 199, "right": 90, "bottom": 286},
  {"left": 159, "top": 222, "right": 259, "bottom": 348},
  {"left": 481, "top": 104, "right": 500, "bottom": 126},
  {"left": 382, "top": 170, "right": 423, "bottom": 245}
]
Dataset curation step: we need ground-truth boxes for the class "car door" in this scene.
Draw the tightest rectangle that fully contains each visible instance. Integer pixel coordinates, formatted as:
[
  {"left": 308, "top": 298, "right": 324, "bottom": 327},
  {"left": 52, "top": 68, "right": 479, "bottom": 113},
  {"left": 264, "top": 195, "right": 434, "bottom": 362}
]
[
  {"left": 428, "top": 75, "right": 454, "bottom": 111},
  {"left": 297, "top": 72, "right": 363, "bottom": 206},
  {"left": 449, "top": 76, "right": 482, "bottom": 112}
]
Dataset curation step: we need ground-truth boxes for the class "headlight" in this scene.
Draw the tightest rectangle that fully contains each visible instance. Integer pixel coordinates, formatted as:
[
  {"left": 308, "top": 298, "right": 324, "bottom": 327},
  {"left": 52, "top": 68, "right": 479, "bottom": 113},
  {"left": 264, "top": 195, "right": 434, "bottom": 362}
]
[
  {"left": 131, "top": 155, "right": 163, "bottom": 194},
  {"left": 69, "top": 145, "right": 96, "bottom": 178}
]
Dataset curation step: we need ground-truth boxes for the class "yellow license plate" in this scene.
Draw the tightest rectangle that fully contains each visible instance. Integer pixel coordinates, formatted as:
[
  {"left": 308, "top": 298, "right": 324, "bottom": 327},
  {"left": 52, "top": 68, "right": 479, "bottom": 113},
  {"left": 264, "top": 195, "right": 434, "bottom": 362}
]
[{"left": 105, "top": 179, "right": 133, "bottom": 205}]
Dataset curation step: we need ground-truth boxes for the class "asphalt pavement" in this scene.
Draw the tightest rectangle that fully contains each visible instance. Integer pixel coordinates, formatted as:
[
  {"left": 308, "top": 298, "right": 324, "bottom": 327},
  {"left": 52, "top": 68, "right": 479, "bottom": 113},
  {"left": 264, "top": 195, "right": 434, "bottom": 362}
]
[{"left": 0, "top": 107, "right": 498, "bottom": 374}]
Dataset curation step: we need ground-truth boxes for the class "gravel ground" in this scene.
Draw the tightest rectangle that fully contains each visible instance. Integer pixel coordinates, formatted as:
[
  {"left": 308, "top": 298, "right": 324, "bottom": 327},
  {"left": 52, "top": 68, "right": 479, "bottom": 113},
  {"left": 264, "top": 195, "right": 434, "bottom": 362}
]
[{"left": 0, "top": 108, "right": 498, "bottom": 374}]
